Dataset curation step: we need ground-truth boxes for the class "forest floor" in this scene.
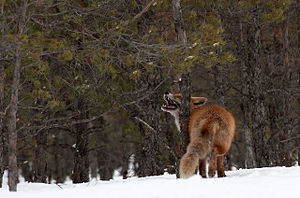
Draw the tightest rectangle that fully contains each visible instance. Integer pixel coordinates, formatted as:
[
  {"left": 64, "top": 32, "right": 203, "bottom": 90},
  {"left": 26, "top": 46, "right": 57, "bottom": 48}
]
[{"left": 1, "top": 166, "right": 300, "bottom": 198}]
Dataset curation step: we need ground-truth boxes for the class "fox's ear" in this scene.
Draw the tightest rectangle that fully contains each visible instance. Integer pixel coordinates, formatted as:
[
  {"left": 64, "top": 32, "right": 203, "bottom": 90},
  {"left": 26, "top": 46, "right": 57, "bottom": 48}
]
[{"left": 191, "top": 97, "right": 207, "bottom": 107}]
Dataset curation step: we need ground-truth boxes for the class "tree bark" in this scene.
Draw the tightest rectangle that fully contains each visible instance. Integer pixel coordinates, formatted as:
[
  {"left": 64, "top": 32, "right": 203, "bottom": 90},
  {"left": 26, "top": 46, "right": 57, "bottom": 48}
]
[
  {"left": 163, "top": 114, "right": 177, "bottom": 174},
  {"left": 33, "top": 130, "right": 48, "bottom": 183},
  {"left": 239, "top": 20, "right": 256, "bottom": 168},
  {"left": 72, "top": 99, "right": 89, "bottom": 183},
  {"left": 0, "top": 60, "right": 4, "bottom": 188},
  {"left": 268, "top": 19, "right": 292, "bottom": 166},
  {"left": 172, "top": 0, "right": 191, "bottom": 178},
  {"left": 7, "top": 43, "right": 21, "bottom": 192},
  {"left": 178, "top": 73, "right": 190, "bottom": 157},
  {"left": 131, "top": 0, "right": 164, "bottom": 177},
  {"left": 241, "top": 62, "right": 257, "bottom": 168},
  {"left": 72, "top": 125, "right": 89, "bottom": 183},
  {"left": 246, "top": 13, "right": 268, "bottom": 167},
  {"left": 0, "top": 2, "right": 5, "bottom": 188},
  {"left": 296, "top": 2, "right": 300, "bottom": 166},
  {"left": 214, "top": 63, "right": 226, "bottom": 107},
  {"left": 53, "top": 134, "right": 65, "bottom": 184},
  {"left": 96, "top": 120, "right": 114, "bottom": 181},
  {"left": 136, "top": 84, "right": 163, "bottom": 177},
  {"left": 7, "top": 1, "right": 28, "bottom": 191},
  {"left": 172, "top": 0, "right": 187, "bottom": 45},
  {"left": 280, "top": 18, "right": 292, "bottom": 167}
]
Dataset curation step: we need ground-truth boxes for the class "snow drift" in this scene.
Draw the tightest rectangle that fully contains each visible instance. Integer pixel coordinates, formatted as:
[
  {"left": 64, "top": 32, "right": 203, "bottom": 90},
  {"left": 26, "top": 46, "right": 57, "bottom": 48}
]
[{"left": 1, "top": 166, "right": 300, "bottom": 198}]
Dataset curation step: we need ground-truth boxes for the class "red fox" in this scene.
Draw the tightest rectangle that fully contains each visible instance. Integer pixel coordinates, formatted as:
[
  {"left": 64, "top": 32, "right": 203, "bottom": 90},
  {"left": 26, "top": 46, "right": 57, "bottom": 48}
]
[{"left": 161, "top": 92, "right": 235, "bottom": 178}]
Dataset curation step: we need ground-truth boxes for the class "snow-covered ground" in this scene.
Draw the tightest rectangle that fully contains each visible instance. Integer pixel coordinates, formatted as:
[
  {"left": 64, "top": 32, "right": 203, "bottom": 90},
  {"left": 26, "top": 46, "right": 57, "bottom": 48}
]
[{"left": 1, "top": 166, "right": 300, "bottom": 198}]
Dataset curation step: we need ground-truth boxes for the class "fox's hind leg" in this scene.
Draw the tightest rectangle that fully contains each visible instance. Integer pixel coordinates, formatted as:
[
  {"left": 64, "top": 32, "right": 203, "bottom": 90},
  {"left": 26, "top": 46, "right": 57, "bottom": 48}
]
[
  {"left": 208, "top": 148, "right": 217, "bottom": 178},
  {"left": 217, "top": 155, "right": 226, "bottom": 177},
  {"left": 199, "top": 159, "right": 207, "bottom": 178}
]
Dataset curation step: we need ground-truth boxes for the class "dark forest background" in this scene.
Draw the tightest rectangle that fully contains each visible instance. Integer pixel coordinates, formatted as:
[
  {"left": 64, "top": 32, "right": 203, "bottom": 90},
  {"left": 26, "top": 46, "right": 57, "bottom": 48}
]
[{"left": 0, "top": 0, "right": 299, "bottom": 191}]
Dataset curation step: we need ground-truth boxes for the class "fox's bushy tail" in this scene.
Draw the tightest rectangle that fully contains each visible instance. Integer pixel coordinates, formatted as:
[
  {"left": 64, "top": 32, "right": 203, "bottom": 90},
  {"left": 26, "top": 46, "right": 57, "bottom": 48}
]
[{"left": 179, "top": 138, "right": 210, "bottom": 178}]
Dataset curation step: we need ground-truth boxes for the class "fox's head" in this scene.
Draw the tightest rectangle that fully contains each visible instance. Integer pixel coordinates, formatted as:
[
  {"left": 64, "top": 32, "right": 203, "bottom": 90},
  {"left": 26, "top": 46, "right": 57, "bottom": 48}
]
[
  {"left": 161, "top": 92, "right": 207, "bottom": 114},
  {"left": 161, "top": 92, "right": 207, "bottom": 132}
]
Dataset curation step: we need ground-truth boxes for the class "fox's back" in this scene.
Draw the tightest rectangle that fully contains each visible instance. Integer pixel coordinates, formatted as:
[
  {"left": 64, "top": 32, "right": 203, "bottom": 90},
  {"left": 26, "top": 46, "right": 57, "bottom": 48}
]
[{"left": 188, "top": 104, "right": 235, "bottom": 154}]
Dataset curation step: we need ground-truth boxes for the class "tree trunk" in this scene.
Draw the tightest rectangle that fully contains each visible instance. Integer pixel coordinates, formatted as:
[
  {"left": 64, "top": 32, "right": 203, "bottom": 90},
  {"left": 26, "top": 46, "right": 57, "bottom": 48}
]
[
  {"left": 163, "top": 113, "right": 177, "bottom": 174},
  {"left": 0, "top": 2, "right": 4, "bottom": 188},
  {"left": 94, "top": 117, "right": 114, "bottom": 181},
  {"left": 268, "top": 19, "right": 292, "bottom": 167},
  {"left": 7, "top": 42, "right": 21, "bottom": 192},
  {"left": 97, "top": 133, "right": 114, "bottom": 180},
  {"left": 0, "top": 3, "right": 5, "bottom": 187},
  {"left": 246, "top": 13, "right": 268, "bottom": 167},
  {"left": 131, "top": 0, "right": 163, "bottom": 178},
  {"left": 280, "top": 19, "right": 292, "bottom": 167},
  {"left": 177, "top": 73, "right": 190, "bottom": 177},
  {"left": 0, "top": 62, "right": 4, "bottom": 188},
  {"left": 214, "top": 64, "right": 226, "bottom": 107},
  {"left": 33, "top": 130, "right": 48, "bottom": 183},
  {"left": 241, "top": 67, "right": 257, "bottom": 168},
  {"left": 239, "top": 20, "right": 256, "bottom": 168},
  {"left": 172, "top": 0, "right": 191, "bottom": 178},
  {"left": 72, "top": 99, "right": 89, "bottom": 183},
  {"left": 137, "top": 86, "right": 163, "bottom": 177},
  {"left": 241, "top": 63, "right": 257, "bottom": 168},
  {"left": 121, "top": 130, "right": 129, "bottom": 179},
  {"left": 7, "top": 0, "right": 27, "bottom": 191},
  {"left": 296, "top": 2, "right": 300, "bottom": 166},
  {"left": 172, "top": 0, "right": 187, "bottom": 45},
  {"left": 72, "top": 126, "right": 89, "bottom": 183}
]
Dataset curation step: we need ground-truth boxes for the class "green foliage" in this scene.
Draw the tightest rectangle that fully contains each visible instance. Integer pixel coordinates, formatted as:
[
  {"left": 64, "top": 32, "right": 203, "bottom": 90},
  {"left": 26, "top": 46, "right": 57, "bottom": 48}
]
[
  {"left": 220, "top": 52, "right": 236, "bottom": 64},
  {"left": 32, "top": 89, "right": 51, "bottom": 99},
  {"left": 169, "top": 13, "right": 233, "bottom": 73},
  {"left": 52, "top": 76, "right": 64, "bottom": 90},
  {"left": 130, "top": 69, "right": 141, "bottom": 81},
  {"left": 123, "top": 55, "right": 136, "bottom": 68},
  {"left": 91, "top": 49, "right": 110, "bottom": 64},
  {"left": 60, "top": 50, "right": 73, "bottom": 61},
  {"left": 49, "top": 39, "right": 66, "bottom": 51},
  {"left": 186, "top": 10, "right": 197, "bottom": 29},
  {"left": 238, "top": 0, "right": 290, "bottom": 23},
  {"left": 47, "top": 99, "right": 66, "bottom": 110}
]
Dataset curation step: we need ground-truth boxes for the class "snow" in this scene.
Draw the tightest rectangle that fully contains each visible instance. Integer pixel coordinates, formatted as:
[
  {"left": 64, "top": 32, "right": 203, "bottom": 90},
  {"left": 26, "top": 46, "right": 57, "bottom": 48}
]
[
  {"left": 213, "top": 42, "right": 220, "bottom": 47},
  {"left": 1, "top": 166, "right": 300, "bottom": 198},
  {"left": 184, "top": 56, "right": 194, "bottom": 61}
]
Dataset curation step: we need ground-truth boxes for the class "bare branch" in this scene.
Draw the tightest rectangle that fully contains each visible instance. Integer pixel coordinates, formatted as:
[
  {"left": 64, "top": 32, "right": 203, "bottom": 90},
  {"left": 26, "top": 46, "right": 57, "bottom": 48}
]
[
  {"left": 119, "top": 0, "right": 156, "bottom": 27},
  {"left": 134, "top": 116, "right": 156, "bottom": 132}
]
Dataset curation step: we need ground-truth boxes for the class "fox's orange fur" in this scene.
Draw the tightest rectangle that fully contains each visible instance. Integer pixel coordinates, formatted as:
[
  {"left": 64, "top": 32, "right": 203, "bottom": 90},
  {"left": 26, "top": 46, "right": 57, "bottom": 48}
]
[{"left": 161, "top": 93, "right": 235, "bottom": 179}]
